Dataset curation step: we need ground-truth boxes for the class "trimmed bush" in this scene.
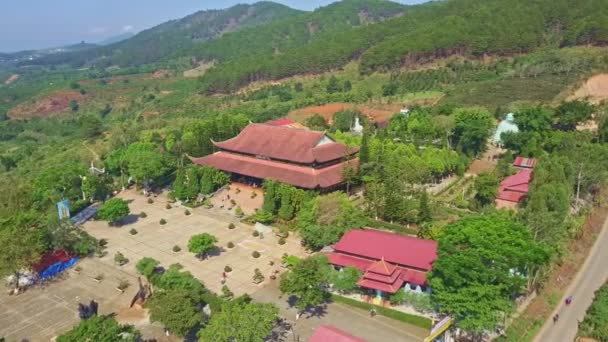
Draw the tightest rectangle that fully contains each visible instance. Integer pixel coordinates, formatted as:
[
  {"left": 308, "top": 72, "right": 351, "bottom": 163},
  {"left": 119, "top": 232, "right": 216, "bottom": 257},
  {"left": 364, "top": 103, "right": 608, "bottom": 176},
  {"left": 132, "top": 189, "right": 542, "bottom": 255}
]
[
  {"left": 184, "top": 209, "right": 191, "bottom": 216},
  {"left": 235, "top": 206, "right": 244, "bottom": 217},
  {"left": 252, "top": 251, "right": 261, "bottom": 258},
  {"left": 129, "top": 228, "right": 138, "bottom": 235},
  {"left": 228, "top": 223, "right": 236, "bottom": 229},
  {"left": 224, "top": 266, "right": 232, "bottom": 273},
  {"left": 330, "top": 294, "right": 432, "bottom": 329},
  {"left": 252, "top": 230, "right": 260, "bottom": 237},
  {"left": 114, "top": 252, "right": 129, "bottom": 266},
  {"left": 278, "top": 237, "right": 286, "bottom": 245},
  {"left": 227, "top": 242, "right": 235, "bottom": 248},
  {"left": 172, "top": 245, "right": 181, "bottom": 252},
  {"left": 165, "top": 204, "right": 172, "bottom": 209},
  {"left": 159, "top": 218, "right": 167, "bottom": 225},
  {"left": 147, "top": 198, "right": 154, "bottom": 204},
  {"left": 139, "top": 211, "right": 147, "bottom": 218}
]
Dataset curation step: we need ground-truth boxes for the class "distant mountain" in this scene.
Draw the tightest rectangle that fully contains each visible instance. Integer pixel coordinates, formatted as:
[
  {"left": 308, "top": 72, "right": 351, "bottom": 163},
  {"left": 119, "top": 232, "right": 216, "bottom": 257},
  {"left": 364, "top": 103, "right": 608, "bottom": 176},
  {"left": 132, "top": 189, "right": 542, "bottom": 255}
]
[
  {"left": 23, "top": 1, "right": 304, "bottom": 67},
  {"left": 96, "top": 33, "right": 136, "bottom": 46}
]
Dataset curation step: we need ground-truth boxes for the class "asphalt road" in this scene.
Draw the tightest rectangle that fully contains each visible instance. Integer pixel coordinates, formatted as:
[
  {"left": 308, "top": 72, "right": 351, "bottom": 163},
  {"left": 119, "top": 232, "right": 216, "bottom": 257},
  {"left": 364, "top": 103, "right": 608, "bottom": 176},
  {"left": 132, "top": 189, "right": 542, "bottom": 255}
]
[{"left": 534, "top": 216, "right": 608, "bottom": 342}]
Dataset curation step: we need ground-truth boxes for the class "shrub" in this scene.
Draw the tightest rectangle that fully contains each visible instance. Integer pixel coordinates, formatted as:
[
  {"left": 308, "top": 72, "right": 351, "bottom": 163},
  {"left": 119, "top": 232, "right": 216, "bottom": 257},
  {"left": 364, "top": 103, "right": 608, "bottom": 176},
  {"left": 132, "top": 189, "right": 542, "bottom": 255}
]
[
  {"left": 74, "top": 265, "right": 83, "bottom": 273},
  {"left": 139, "top": 211, "right": 147, "bottom": 218},
  {"left": 172, "top": 245, "right": 181, "bottom": 252},
  {"left": 147, "top": 198, "right": 154, "bottom": 204},
  {"left": 221, "top": 285, "right": 234, "bottom": 300},
  {"left": 224, "top": 266, "right": 232, "bottom": 273},
  {"left": 227, "top": 242, "right": 235, "bottom": 248},
  {"left": 165, "top": 204, "right": 172, "bottom": 209},
  {"left": 252, "top": 230, "right": 260, "bottom": 237},
  {"left": 114, "top": 252, "right": 129, "bottom": 266},
  {"left": 228, "top": 223, "right": 236, "bottom": 229},
  {"left": 97, "top": 198, "right": 130, "bottom": 224},
  {"left": 136, "top": 257, "right": 160, "bottom": 279},
  {"left": 252, "top": 251, "right": 261, "bottom": 258},
  {"left": 117, "top": 279, "right": 130, "bottom": 291},
  {"left": 278, "top": 237, "right": 286, "bottom": 245},
  {"left": 159, "top": 218, "right": 167, "bottom": 225},
  {"left": 253, "top": 268, "right": 264, "bottom": 283},
  {"left": 230, "top": 199, "right": 236, "bottom": 206},
  {"left": 251, "top": 192, "right": 258, "bottom": 199},
  {"left": 184, "top": 209, "right": 191, "bottom": 216},
  {"left": 98, "top": 239, "right": 108, "bottom": 247},
  {"left": 94, "top": 273, "right": 104, "bottom": 281},
  {"left": 235, "top": 188, "right": 241, "bottom": 194},
  {"left": 235, "top": 206, "right": 244, "bottom": 217},
  {"left": 129, "top": 228, "right": 138, "bottom": 235}
]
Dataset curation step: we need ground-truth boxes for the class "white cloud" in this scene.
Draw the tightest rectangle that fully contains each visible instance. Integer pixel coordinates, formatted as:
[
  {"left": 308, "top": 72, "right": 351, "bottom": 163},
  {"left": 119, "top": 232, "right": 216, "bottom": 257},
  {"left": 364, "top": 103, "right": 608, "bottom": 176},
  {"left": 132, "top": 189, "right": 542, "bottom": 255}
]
[
  {"left": 122, "top": 25, "right": 135, "bottom": 32},
  {"left": 89, "top": 27, "right": 109, "bottom": 35}
]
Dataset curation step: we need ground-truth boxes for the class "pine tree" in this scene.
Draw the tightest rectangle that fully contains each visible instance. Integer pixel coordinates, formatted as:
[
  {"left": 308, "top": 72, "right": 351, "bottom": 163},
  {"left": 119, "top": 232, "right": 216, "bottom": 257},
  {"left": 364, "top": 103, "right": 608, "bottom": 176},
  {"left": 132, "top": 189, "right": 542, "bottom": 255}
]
[
  {"left": 359, "top": 130, "right": 370, "bottom": 164},
  {"left": 418, "top": 192, "right": 432, "bottom": 223}
]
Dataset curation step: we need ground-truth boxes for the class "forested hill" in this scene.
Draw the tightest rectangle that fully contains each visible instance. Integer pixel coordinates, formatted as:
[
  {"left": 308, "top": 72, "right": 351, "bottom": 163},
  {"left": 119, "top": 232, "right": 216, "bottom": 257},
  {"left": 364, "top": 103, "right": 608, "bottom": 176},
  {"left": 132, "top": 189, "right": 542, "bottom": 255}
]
[
  {"left": 198, "top": 0, "right": 608, "bottom": 93},
  {"left": 22, "top": 2, "right": 303, "bottom": 68}
]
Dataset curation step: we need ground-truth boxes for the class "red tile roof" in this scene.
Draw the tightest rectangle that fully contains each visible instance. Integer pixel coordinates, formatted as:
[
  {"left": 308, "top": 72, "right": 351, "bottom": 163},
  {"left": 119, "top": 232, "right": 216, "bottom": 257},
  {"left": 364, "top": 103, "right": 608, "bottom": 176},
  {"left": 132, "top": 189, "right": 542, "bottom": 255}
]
[
  {"left": 213, "top": 124, "right": 358, "bottom": 164},
  {"left": 497, "top": 169, "right": 533, "bottom": 203},
  {"left": 513, "top": 157, "right": 537, "bottom": 169},
  {"left": 334, "top": 229, "right": 437, "bottom": 271},
  {"left": 191, "top": 152, "right": 358, "bottom": 189},
  {"left": 309, "top": 325, "right": 366, "bottom": 342},
  {"left": 366, "top": 258, "right": 396, "bottom": 276},
  {"left": 327, "top": 252, "right": 374, "bottom": 270},
  {"left": 357, "top": 277, "right": 404, "bottom": 294}
]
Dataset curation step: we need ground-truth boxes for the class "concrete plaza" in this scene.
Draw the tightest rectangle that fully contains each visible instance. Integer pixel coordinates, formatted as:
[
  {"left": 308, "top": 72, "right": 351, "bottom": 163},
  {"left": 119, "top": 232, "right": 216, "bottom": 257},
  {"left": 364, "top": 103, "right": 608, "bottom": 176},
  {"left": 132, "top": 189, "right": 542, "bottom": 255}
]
[{"left": 83, "top": 189, "right": 307, "bottom": 295}]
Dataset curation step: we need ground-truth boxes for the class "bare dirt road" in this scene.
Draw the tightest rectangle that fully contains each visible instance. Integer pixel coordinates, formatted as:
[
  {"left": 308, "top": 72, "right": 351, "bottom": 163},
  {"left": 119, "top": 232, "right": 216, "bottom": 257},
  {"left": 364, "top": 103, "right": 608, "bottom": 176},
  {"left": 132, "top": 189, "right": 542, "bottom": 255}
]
[{"left": 533, "top": 215, "right": 608, "bottom": 342}]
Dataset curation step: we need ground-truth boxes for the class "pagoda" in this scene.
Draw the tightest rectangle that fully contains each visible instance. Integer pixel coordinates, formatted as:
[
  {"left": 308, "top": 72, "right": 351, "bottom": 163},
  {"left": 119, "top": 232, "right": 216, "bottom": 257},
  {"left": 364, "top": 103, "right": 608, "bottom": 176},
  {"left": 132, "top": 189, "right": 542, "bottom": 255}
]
[{"left": 190, "top": 123, "right": 359, "bottom": 191}]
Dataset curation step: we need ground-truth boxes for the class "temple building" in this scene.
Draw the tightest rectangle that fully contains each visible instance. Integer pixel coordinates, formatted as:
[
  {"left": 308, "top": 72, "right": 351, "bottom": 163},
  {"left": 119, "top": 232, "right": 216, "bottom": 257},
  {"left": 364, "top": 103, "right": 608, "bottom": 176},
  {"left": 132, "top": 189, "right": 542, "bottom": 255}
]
[
  {"left": 495, "top": 157, "right": 537, "bottom": 209},
  {"left": 327, "top": 229, "right": 437, "bottom": 306},
  {"left": 190, "top": 123, "right": 359, "bottom": 191}
]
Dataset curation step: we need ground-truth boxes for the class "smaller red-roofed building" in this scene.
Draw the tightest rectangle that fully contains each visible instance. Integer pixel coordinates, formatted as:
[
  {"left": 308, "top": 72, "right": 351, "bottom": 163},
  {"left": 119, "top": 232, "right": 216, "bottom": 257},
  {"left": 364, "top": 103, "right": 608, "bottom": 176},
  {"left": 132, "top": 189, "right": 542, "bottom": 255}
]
[
  {"left": 496, "top": 160, "right": 535, "bottom": 209},
  {"left": 327, "top": 229, "right": 437, "bottom": 306},
  {"left": 513, "top": 157, "right": 537, "bottom": 169},
  {"left": 309, "top": 325, "right": 366, "bottom": 342}
]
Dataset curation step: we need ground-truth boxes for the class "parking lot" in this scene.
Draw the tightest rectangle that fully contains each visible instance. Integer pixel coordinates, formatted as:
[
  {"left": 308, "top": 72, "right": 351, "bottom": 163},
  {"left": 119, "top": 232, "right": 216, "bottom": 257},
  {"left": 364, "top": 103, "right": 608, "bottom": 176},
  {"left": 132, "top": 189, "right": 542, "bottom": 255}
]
[{"left": 83, "top": 189, "right": 307, "bottom": 295}]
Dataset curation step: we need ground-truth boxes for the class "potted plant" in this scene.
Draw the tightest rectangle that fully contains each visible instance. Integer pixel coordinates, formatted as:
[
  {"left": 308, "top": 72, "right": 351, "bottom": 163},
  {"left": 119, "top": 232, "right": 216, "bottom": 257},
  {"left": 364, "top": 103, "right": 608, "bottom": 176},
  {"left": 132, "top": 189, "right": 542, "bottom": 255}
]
[
  {"left": 252, "top": 251, "right": 261, "bottom": 258},
  {"left": 252, "top": 230, "right": 260, "bottom": 237},
  {"left": 184, "top": 209, "right": 191, "bottom": 216},
  {"left": 165, "top": 203, "right": 172, "bottom": 210},
  {"left": 227, "top": 242, "right": 235, "bottom": 249},
  {"left": 159, "top": 218, "right": 167, "bottom": 225},
  {"left": 117, "top": 279, "right": 130, "bottom": 293},
  {"left": 147, "top": 198, "right": 154, "bottom": 204},
  {"left": 93, "top": 273, "right": 104, "bottom": 283},
  {"left": 228, "top": 223, "right": 236, "bottom": 230},
  {"left": 129, "top": 228, "right": 138, "bottom": 235},
  {"left": 172, "top": 245, "right": 181, "bottom": 253},
  {"left": 278, "top": 237, "right": 286, "bottom": 245},
  {"left": 253, "top": 268, "right": 265, "bottom": 284},
  {"left": 139, "top": 211, "right": 147, "bottom": 218},
  {"left": 224, "top": 265, "right": 232, "bottom": 273}
]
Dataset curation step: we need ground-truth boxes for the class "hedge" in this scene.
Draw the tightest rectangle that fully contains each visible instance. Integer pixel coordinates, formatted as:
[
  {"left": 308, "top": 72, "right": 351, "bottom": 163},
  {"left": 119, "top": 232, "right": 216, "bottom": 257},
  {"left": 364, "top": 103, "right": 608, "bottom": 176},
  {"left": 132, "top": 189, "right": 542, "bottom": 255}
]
[{"left": 330, "top": 294, "right": 432, "bottom": 330}]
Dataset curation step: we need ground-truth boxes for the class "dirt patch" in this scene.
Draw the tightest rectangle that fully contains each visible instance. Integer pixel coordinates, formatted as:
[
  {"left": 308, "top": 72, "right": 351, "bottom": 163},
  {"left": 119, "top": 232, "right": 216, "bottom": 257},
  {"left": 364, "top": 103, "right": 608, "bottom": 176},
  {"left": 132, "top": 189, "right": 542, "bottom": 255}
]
[
  {"left": 4, "top": 74, "right": 19, "bottom": 85},
  {"left": 141, "top": 111, "right": 160, "bottom": 118},
  {"left": 148, "top": 70, "right": 170, "bottom": 79},
  {"left": 288, "top": 103, "right": 404, "bottom": 124},
  {"left": 568, "top": 73, "right": 608, "bottom": 104},
  {"left": 8, "top": 90, "right": 86, "bottom": 119},
  {"left": 184, "top": 61, "right": 215, "bottom": 78}
]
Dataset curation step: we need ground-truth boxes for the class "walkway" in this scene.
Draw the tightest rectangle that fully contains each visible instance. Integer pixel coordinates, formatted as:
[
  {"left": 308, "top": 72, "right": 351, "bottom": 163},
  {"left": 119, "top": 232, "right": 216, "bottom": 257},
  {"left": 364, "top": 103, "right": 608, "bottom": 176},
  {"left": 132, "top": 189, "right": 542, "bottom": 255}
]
[
  {"left": 533, "top": 214, "right": 608, "bottom": 342},
  {"left": 251, "top": 285, "right": 427, "bottom": 342}
]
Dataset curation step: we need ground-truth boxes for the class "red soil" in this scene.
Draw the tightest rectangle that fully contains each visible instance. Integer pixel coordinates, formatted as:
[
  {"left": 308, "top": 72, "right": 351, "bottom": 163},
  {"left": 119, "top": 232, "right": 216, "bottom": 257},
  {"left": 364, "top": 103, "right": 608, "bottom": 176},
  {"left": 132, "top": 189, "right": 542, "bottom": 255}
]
[
  {"left": 288, "top": 103, "right": 404, "bottom": 124},
  {"left": 8, "top": 90, "right": 86, "bottom": 119}
]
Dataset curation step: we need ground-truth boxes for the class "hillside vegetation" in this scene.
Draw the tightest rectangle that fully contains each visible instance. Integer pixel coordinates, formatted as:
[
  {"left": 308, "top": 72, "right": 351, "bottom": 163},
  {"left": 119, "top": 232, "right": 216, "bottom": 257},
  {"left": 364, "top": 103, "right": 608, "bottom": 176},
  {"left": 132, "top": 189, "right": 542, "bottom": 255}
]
[
  {"left": 198, "top": 0, "right": 608, "bottom": 93},
  {"left": 23, "top": 2, "right": 303, "bottom": 68}
]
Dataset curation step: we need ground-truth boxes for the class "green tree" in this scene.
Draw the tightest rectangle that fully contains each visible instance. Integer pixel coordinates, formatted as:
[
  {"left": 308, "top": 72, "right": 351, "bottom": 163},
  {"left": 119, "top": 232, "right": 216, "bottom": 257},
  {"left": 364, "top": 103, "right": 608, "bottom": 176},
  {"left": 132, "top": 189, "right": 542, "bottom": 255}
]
[
  {"left": 125, "top": 148, "right": 172, "bottom": 193},
  {"left": 198, "top": 301, "right": 279, "bottom": 341},
  {"left": 304, "top": 114, "right": 329, "bottom": 131},
  {"left": 330, "top": 266, "right": 362, "bottom": 294},
  {"left": 147, "top": 289, "right": 202, "bottom": 337},
  {"left": 326, "top": 76, "right": 342, "bottom": 94},
  {"left": 57, "top": 315, "right": 140, "bottom": 342},
  {"left": 136, "top": 257, "right": 160, "bottom": 280},
  {"left": 453, "top": 107, "right": 494, "bottom": 156},
  {"left": 343, "top": 80, "right": 352, "bottom": 92},
  {"left": 332, "top": 110, "right": 358, "bottom": 132},
  {"left": 81, "top": 175, "right": 111, "bottom": 202},
  {"left": 279, "top": 255, "right": 330, "bottom": 314},
  {"left": 418, "top": 191, "right": 432, "bottom": 223},
  {"left": 78, "top": 114, "right": 103, "bottom": 139},
  {"left": 473, "top": 172, "right": 499, "bottom": 207},
  {"left": 428, "top": 213, "right": 549, "bottom": 332},
  {"left": 359, "top": 129, "right": 370, "bottom": 164},
  {"left": 188, "top": 233, "right": 218, "bottom": 259},
  {"left": 382, "top": 82, "right": 398, "bottom": 96},
  {"left": 69, "top": 100, "right": 79, "bottom": 112},
  {"left": 514, "top": 106, "right": 554, "bottom": 133},
  {"left": 578, "top": 283, "right": 608, "bottom": 341},
  {"left": 0, "top": 213, "right": 46, "bottom": 280},
  {"left": 97, "top": 198, "right": 130, "bottom": 224},
  {"left": 555, "top": 100, "right": 595, "bottom": 131}
]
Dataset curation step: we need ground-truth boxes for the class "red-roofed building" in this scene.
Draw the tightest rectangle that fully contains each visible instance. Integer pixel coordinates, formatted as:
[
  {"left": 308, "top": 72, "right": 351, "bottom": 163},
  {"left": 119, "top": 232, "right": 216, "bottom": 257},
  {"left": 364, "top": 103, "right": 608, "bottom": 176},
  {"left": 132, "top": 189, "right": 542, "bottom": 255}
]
[
  {"left": 513, "top": 157, "right": 537, "bottom": 169},
  {"left": 496, "top": 167, "right": 534, "bottom": 209},
  {"left": 309, "top": 325, "right": 366, "bottom": 342},
  {"left": 191, "top": 124, "right": 358, "bottom": 190},
  {"left": 327, "top": 229, "right": 437, "bottom": 306}
]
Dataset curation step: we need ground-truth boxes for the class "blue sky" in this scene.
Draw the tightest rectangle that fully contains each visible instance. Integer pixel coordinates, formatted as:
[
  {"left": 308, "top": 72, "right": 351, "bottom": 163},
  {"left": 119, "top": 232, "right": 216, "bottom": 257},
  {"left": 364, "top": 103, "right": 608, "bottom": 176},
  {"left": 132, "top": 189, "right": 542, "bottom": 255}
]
[{"left": 0, "top": 0, "right": 427, "bottom": 52}]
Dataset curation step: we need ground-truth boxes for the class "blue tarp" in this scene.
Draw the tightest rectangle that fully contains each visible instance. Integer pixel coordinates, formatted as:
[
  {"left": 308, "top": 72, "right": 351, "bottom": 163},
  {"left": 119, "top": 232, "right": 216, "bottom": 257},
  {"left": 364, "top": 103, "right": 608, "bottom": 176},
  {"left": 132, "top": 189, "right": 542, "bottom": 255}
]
[{"left": 39, "top": 258, "right": 79, "bottom": 279}]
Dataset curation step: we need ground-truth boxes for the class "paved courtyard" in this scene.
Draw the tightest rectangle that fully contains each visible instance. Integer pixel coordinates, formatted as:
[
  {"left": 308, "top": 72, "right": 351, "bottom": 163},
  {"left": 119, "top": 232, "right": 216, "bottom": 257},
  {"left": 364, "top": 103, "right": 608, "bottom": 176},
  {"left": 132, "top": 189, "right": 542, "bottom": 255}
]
[
  {"left": 0, "top": 258, "right": 171, "bottom": 341},
  {"left": 83, "top": 189, "right": 307, "bottom": 295}
]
